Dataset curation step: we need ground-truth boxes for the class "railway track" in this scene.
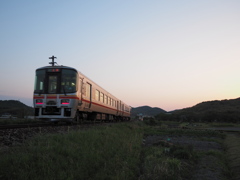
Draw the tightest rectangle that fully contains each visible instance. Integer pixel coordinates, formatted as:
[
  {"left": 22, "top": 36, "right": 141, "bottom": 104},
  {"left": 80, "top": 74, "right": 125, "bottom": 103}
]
[
  {"left": 0, "top": 123, "right": 54, "bottom": 130},
  {"left": 0, "top": 120, "right": 107, "bottom": 130}
]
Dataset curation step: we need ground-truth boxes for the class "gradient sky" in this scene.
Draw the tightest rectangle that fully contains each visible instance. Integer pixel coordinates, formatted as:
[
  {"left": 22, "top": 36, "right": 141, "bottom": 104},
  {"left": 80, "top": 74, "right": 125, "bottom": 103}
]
[{"left": 0, "top": 0, "right": 240, "bottom": 111}]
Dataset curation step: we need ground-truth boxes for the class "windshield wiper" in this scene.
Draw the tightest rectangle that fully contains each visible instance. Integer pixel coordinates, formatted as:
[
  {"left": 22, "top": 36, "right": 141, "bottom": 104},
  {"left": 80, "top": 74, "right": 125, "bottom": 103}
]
[
  {"left": 62, "top": 86, "right": 67, "bottom": 96},
  {"left": 38, "top": 90, "right": 43, "bottom": 96}
]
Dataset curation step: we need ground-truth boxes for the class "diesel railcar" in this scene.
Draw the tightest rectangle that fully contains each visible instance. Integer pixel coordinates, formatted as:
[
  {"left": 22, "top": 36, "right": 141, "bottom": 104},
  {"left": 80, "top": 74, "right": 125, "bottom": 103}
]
[{"left": 33, "top": 57, "right": 131, "bottom": 122}]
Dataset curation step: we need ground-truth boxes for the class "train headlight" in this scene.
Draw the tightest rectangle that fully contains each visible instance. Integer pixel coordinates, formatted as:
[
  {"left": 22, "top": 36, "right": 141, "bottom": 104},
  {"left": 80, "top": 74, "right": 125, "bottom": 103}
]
[
  {"left": 36, "top": 99, "right": 43, "bottom": 105},
  {"left": 61, "top": 99, "right": 70, "bottom": 105}
]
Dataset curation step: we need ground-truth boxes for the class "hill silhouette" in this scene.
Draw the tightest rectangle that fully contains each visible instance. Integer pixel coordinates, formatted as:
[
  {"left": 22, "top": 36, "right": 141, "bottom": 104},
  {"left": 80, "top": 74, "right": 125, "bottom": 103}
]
[
  {"left": 131, "top": 106, "right": 166, "bottom": 117},
  {"left": 156, "top": 97, "right": 240, "bottom": 122},
  {"left": 0, "top": 100, "right": 33, "bottom": 118},
  {"left": 179, "top": 98, "right": 240, "bottom": 112}
]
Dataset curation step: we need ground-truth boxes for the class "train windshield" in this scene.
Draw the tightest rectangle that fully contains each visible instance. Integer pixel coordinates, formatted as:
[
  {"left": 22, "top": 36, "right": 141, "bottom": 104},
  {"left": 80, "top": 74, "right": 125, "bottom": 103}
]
[
  {"left": 34, "top": 69, "right": 78, "bottom": 94},
  {"left": 34, "top": 69, "right": 45, "bottom": 94},
  {"left": 60, "top": 69, "right": 77, "bottom": 93}
]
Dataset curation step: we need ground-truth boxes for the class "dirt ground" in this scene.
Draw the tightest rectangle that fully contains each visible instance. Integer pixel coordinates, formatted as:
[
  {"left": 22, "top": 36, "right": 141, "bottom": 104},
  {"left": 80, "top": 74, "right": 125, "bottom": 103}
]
[{"left": 144, "top": 134, "right": 227, "bottom": 180}]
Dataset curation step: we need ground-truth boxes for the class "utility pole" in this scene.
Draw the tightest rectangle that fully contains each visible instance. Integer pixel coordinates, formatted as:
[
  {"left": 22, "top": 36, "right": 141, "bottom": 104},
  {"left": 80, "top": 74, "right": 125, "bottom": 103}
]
[{"left": 49, "top": 55, "right": 57, "bottom": 66}]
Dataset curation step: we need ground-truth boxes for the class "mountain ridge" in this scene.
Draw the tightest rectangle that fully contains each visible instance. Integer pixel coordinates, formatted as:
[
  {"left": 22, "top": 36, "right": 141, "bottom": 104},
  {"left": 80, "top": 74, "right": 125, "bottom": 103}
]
[
  {"left": 0, "top": 100, "right": 33, "bottom": 117},
  {"left": 131, "top": 105, "right": 166, "bottom": 117},
  {"left": 160, "top": 97, "right": 240, "bottom": 122}
]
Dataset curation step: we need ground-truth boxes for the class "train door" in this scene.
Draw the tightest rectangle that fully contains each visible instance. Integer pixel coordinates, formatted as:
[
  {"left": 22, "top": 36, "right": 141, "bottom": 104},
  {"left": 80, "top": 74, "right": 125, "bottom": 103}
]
[
  {"left": 120, "top": 101, "right": 123, "bottom": 116},
  {"left": 84, "top": 82, "right": 92, "bottom": 109},
  {"left": 46, "top": 73, "right": 61, "bottom": 94},
  {"left": 117, "top": 101, "right": 119, "bottom": 115},
  {"left": 78, "top": 78, "right": 83, "bottom": 105}
]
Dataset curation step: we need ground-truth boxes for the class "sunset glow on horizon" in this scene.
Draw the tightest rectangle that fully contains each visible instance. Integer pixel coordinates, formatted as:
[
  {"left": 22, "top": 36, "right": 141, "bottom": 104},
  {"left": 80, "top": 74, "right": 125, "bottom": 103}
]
[{"left": 0, "top": 1, "right": 240, "bottom": 111}]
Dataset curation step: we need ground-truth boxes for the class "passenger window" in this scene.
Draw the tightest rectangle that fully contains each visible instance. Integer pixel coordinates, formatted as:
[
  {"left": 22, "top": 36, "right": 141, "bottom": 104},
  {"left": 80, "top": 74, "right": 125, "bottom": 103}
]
[
  {"left": 86, "top": 83, "right": 91, "bottom": 98},
  {"left": 100, "top": 92, "right": 104, "bottom": 103},
  {"left": 105, "top": 95, "right": 108, "bottom": 104},
  {"left": 95, "top": 90, "right": 100, "bottom": 101},
  {"left": 104, "top": 95, "right": 107, "bottom": 104}
]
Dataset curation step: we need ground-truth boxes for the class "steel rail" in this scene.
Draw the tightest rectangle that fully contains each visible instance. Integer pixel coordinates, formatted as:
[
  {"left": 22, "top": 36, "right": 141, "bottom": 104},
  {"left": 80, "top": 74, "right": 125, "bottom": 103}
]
[
  {"left": 0, "top": 120, "right": 113, "bottom": 130},
  {"left": 0, "top": 123, "right": 69, "bottom": 130}
]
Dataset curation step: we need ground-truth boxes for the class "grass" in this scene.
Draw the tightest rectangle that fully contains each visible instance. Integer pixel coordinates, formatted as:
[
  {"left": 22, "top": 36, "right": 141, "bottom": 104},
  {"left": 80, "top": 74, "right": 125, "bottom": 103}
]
[
  {"left": 224, "top": 133, "right": 240, "bottom": 179},
  {"left": 141, "top": 121, "right": 231, "bottom": 179},
  {"left": 0, "top": 123, "right": 143, "bottom": 180},
  {"left": 139, "top": 143, "right": 195, "bottom": 180},
  {"left": 209, "top": 122, "right": 240, "bottom": 127},
  {"left": 0, "top": 121, "right": 239, "bottom": 179},
  {"left": 144, "top": 125, "right": 226, "bottom": 138}
]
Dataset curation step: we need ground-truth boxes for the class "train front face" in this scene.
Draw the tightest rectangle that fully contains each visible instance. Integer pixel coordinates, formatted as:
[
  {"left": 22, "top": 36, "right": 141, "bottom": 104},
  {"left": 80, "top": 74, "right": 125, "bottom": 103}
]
[{"left": 33, "top": 66, "right": 80, "bottom": 122}]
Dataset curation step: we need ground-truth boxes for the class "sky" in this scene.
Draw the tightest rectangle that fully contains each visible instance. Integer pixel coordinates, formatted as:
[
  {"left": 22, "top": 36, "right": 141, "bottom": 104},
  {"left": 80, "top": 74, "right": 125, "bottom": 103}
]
[{"left": 0, "top": 0, "right": 240, "bottom": 111}]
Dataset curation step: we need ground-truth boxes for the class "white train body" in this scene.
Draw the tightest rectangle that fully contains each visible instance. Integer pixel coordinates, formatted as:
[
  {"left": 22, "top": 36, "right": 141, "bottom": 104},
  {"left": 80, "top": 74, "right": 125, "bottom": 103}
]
[{"left": 33, "top": 65, "right": 131, "bottom": 122}]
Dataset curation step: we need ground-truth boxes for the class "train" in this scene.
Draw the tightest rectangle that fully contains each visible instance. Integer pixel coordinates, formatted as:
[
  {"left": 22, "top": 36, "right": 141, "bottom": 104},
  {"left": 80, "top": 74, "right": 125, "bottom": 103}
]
[{"left": 33, "top": 56, "right": 131, "bottom": 122}]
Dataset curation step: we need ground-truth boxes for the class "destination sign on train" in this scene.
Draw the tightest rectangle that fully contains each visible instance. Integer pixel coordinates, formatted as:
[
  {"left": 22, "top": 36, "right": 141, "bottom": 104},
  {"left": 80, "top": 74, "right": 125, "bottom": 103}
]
[{"left": 47, "top": 68, "right": 60, "bottom": 72}]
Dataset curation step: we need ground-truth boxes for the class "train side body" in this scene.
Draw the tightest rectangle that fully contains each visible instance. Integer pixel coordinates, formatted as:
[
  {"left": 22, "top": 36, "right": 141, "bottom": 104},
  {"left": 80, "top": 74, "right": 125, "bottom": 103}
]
[{"left": 33, "top": 65, "right": 131, "bottom": 122}]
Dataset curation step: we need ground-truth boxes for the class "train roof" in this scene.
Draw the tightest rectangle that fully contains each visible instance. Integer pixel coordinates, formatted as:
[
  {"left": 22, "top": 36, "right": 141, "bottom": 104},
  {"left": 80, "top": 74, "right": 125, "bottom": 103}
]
[{"left": 36, "top": 65, "right": 77, "bottom": 71}]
